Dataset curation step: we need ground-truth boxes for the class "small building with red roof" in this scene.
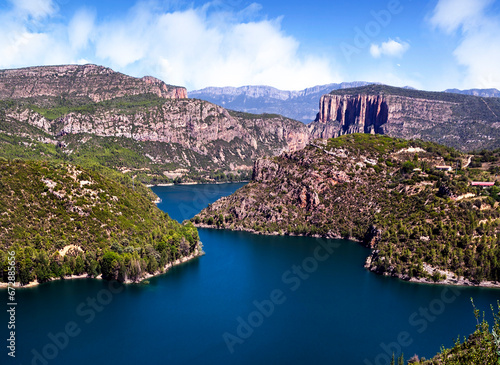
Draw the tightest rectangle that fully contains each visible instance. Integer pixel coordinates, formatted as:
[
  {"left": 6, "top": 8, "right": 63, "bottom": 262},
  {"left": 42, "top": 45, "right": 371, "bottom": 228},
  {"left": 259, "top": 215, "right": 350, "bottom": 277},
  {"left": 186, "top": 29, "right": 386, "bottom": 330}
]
[{"left": 471, "top": 182, "right": 495, "bottom": 187}]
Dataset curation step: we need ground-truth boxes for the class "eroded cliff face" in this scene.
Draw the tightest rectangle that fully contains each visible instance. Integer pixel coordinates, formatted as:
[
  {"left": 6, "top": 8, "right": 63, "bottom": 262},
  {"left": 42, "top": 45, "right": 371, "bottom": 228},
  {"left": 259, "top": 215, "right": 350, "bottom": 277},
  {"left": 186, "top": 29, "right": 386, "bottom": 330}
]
[
  {"left": 4, "top": 97, "right": 309, "bottom": 173},
  {"left": 306, "top": 85, "right": 500, "bottom": 151},
  {"left": 312, "top": 94, "right": 389, "bottom": 137},
  {"left": 310, "top": 93, "right": 455, "bottom": 139},
  {"left": 0, "top": 64, "right": 187, "bottom": 103},
  {"left": 7, "top": 99, "right": 308, "bottom": 157},
  {"left": 0, "top": 65, "right": 309, "bottom": 177}
]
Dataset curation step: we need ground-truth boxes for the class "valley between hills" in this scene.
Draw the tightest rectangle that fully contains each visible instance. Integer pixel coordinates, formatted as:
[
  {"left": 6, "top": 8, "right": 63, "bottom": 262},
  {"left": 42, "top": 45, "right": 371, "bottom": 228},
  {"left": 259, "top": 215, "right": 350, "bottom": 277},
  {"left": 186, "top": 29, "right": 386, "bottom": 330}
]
[{"left": 1, "top": 64, "right": 500, "bottom": 363}]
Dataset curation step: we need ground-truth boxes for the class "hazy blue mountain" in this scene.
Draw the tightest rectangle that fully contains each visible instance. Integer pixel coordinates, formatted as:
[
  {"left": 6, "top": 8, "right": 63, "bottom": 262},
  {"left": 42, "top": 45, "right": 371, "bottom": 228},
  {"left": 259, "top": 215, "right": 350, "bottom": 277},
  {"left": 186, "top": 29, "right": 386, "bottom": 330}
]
[
  {"left": 189, "top": 82, "right": 374, "bottom": 123},
  {"left": 445, "top": 88, "right": 500, "bottom": 98}
]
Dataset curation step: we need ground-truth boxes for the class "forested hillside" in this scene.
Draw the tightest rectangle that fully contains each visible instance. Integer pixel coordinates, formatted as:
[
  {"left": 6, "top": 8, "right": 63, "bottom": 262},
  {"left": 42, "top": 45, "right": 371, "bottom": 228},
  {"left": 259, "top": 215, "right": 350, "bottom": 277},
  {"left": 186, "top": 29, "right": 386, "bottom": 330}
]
[{"left": 0, "top": 159, "right": 200, "bottom": 284}]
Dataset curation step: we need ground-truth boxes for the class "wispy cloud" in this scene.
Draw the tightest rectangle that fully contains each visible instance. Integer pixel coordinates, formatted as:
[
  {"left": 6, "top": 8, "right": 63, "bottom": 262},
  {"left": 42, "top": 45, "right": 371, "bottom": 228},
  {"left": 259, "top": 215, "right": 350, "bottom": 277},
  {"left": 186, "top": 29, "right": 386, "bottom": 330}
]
[
  {"left": 429, "top": 0, "right": 500, "bottom": 88},
  {"left": 429, "top": 0, "right": 495, "bottom": 33},
  {"left": 370, "top": 39, "right": 409, "bottom": 58},
  {"left": 0, "top": 0, "right": 69, "bottom": 68},
  {"left": 68, "top": 8, "right": 95, "bottom": 52},
  {"left": 7, "top": 0, "right": 58, "bottom": 20}
]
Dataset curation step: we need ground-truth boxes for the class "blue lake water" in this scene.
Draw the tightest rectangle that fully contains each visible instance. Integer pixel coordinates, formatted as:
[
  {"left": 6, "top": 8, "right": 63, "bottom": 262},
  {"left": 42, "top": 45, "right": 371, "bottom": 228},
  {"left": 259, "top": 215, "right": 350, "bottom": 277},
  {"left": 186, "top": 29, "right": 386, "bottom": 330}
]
[{"left": 4, "top": 183, "right": 499, "bottom": 365}]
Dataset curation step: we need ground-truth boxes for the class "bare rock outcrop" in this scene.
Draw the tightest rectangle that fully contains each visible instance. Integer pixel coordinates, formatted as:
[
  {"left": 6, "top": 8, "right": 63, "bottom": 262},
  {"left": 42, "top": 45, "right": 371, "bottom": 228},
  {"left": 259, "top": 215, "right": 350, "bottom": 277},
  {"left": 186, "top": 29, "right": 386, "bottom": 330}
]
[
  {"left": 0, "top": 64, "right": 187, "bottom": 103},
  {"left": 310, "top": 93, "right": 453, "bottom": 139},
  {"left": 308, "top": 84, "right": 500, "bottom": 151},
  {"left": 0, "top": 64, "right": 309, "bottom": 174}
]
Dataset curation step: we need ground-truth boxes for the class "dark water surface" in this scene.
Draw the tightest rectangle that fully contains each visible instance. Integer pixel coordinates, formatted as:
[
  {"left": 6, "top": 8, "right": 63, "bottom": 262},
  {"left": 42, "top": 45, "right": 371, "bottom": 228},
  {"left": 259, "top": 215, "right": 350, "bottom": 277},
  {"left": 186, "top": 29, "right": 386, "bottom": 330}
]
[{"left": 4, "top": 183, "right": 499, "bottom": 365}]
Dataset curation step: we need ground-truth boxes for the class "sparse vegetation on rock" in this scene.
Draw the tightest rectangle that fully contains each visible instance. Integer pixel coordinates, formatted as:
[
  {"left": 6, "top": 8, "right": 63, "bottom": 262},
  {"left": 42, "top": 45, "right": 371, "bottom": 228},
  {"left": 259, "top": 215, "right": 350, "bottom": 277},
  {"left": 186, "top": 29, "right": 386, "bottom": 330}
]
[{"left": 195, "top": 134, "right": 500, "bottom": 285}]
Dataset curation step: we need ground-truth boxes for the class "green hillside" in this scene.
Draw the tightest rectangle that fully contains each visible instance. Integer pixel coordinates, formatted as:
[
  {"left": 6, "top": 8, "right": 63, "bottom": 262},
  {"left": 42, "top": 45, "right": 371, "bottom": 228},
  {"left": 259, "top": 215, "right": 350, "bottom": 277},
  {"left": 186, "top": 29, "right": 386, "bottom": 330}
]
[{"left": 0, "top": 159, "right": 200, "bottom": 285}]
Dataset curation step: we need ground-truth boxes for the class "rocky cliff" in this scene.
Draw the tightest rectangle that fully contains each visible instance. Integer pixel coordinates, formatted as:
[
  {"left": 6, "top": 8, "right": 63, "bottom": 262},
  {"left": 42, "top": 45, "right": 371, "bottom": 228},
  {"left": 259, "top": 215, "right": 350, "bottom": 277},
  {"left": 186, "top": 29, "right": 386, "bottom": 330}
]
[
  {"left": 0, "top": 64, "right": 187, "bottom": 104},
  {"left": 312, "top": 93, "right": 389, "bottom": 135},
  {"left": 9, "top": 99, "right": 306, "bottom": 151},
  {"left": 4, "top": 98, "right": 308, "bottom": 174},
  {"left": 309, "top": 85, "right": 500, "bottom": 151}
]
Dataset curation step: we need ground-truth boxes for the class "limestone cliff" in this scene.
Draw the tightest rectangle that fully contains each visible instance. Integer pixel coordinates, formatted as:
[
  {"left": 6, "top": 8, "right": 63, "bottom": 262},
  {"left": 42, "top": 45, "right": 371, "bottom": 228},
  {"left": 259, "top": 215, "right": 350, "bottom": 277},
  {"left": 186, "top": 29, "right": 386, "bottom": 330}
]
[
  {"left": 5, "top": 99, "right": 308, "bottom": 167},
  {"left": 0, "top": 64, "right": 187, "bottom": 104},
  {"left": 312, "top": 93, "right": 389, "bottom": 136},
  {"left": 309, "top": 85, "right": 500, "bottom": 151}
]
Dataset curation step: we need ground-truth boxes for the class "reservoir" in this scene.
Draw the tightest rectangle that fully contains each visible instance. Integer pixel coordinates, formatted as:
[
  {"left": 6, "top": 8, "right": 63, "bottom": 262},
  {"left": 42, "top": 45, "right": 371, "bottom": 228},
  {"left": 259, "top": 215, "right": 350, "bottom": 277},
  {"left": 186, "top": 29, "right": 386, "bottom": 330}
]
[{"left": 7, "top": 183, "right": 499, "bottom": 365}]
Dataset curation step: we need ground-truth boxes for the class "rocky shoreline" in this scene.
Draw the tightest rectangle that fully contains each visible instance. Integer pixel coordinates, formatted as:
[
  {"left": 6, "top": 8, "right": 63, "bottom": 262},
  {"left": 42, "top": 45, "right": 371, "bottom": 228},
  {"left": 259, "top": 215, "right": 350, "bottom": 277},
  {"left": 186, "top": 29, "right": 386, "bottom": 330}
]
[
  {"left": 406, "top": 277, "right": 500, "bottom": 288},
  {"left": 364, "top": 255, "right": 500, "bottom": 288},
  {"left": 193, "top": 222, "right": 361, "bottom": 241},
  {"left": 195, "top": 223, "right": 500, "bottom": 289},
  {"left": 0, "top": 250, "right": 203, "bottom": 290}
]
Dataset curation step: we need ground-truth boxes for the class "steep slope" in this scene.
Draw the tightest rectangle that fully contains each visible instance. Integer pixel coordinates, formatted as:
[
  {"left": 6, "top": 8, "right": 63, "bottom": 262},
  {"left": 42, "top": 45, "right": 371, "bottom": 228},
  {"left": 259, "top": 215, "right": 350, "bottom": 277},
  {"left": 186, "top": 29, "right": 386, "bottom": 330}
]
[
  {"left": 309, "top": 85, "right": 500, "bottom": 151},
  {"left": 0, "top": 65, "right": 310, "bottom": 183},
  {"left": 195, "top": 134, "right": 500, "bottom": 285},
  {"left": 189, "top": 82, "right": 373, "bottom": 123},
  {"left": 0, "top": 159, "right": 201, "bottom": 285}
]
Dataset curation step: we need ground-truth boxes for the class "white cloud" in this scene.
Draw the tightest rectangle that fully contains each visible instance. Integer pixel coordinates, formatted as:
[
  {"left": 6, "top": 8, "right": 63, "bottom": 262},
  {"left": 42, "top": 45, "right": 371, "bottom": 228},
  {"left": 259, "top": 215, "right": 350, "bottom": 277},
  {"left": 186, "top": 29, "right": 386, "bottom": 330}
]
[
  {"left": 68, "top": 8, "right": 95, "bottom": 51},
  {"left": 429, "top": 0, "right": 494, "bottom": 33},
  {"left": 370, "top": 39, "right": 409, "bottom": 58},
  {"left": 430, "top": 0, "right": 500, "bottom": 88},
  {"left": 0, "top": 2, "right": 341, "bottom": 91},
  {"left": 0, "top": 2, "right": 69, "bottom": 69},
  {"left": 7, "top": 0, "right": 57, "bottom": 19},
  {"left": 91, "top": 4, "right": 339, "bottom": 90}
]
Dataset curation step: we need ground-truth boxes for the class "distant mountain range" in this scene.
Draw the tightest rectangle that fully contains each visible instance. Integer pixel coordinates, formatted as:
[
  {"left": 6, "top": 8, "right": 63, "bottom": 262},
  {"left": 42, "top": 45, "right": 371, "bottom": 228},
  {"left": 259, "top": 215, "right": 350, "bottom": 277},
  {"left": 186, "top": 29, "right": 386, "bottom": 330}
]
[
  {"left": 189, "top": 82, "right": 373, "bottom": 123},
  {"left": 190, "top": 84, "right": 500, "bottom": 123},
  {"left": 445, "top": 88, "right": 500, "bottom": 98}
]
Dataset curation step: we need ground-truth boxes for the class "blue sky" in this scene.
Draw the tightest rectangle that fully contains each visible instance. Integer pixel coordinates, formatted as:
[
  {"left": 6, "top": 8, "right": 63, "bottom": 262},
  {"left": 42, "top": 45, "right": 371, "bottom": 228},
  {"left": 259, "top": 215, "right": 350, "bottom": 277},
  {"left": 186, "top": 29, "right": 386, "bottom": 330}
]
[{"left": 0, "top": 0, "right": 499, "bottom": 91}]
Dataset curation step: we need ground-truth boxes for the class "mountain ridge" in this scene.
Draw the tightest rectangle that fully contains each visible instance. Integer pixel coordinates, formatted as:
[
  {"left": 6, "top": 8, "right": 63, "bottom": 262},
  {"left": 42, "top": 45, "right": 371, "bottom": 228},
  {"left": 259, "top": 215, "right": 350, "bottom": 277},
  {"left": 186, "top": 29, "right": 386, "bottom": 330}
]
[
  {"left": 189, "top": 82, "right": 374, "bottom": 123},
  {"left": 189, "top": 83, "right": 500, "bottom": 123},
  {"left": 0, "top": 65, "right": 309, "bottom": 183},
  {"left": 445, "top": 88, "right": 500, "bottom": 98},
  {"left": 0, "top": 64, "right": 188, "bottom": 103}
]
